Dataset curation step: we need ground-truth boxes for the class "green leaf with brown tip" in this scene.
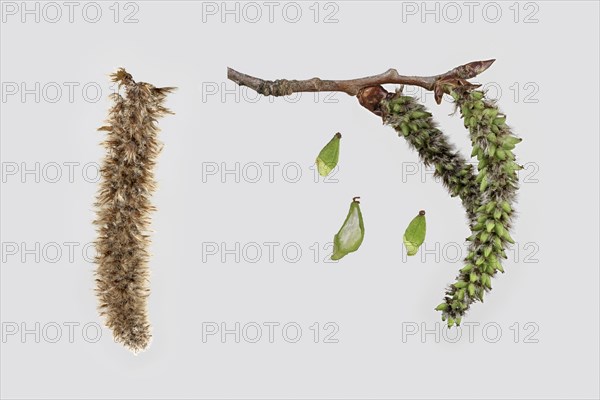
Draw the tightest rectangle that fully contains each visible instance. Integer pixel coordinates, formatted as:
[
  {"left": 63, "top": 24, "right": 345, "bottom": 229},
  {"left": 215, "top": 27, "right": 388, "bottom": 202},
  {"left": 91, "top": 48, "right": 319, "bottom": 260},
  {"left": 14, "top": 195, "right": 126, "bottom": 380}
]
[
  {"left": 316, "top": 132, "right": 341, "bottom": 177},
  {"left": 403, "top": 210, "right": 426, "bottom": 256}
]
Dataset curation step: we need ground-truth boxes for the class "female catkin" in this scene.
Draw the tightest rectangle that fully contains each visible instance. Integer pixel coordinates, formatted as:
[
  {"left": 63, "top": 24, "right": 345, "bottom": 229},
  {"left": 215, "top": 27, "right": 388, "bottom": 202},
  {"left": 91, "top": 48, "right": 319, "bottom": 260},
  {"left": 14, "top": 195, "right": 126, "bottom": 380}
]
[
  {"left": 436, "top": 90, "right": 521, "bottom": 326},
  {"left": 94, "top": 69, "right": 174, "bottom": 352},
  {"left": 380, "top": 91, "right": 481, "bottom": 225}
]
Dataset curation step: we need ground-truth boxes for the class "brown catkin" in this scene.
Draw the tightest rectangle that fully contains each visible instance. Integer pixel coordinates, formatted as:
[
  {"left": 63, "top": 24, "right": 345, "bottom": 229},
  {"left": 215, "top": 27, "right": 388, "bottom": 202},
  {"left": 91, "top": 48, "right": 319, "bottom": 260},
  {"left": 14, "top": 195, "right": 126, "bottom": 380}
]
[{"left": 94, "top": 68, "right": 174, "bottom": 353}]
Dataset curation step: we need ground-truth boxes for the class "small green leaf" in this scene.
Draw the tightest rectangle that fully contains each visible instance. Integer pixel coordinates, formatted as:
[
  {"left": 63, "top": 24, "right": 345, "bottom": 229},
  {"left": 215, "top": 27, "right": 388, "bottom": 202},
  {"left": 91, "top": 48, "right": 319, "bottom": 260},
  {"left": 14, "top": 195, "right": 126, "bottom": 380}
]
[
  {"left": 403, "top": 210, "right": 426, "bottom": 256},
  {"left": 331, "top": 197, "right": 365, "bottom": 260},
  {"left": 316, "top": 132, "right": 341, "bottom": 177}
]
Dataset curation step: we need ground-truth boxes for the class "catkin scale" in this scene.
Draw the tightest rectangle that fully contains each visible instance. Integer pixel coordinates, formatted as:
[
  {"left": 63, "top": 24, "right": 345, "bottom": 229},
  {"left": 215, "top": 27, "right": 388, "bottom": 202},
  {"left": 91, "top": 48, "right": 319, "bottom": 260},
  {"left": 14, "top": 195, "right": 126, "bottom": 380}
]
[{"left": 94, "top": 69, "right": 174, "bottom": 353}]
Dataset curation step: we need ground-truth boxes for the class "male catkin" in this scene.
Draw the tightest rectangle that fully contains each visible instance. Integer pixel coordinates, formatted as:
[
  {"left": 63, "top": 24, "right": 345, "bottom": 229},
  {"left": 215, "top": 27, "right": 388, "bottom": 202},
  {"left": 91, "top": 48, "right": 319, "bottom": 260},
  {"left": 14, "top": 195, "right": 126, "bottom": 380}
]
[{"left": 94, "top": 69, "right": 174, "bottom": 352}]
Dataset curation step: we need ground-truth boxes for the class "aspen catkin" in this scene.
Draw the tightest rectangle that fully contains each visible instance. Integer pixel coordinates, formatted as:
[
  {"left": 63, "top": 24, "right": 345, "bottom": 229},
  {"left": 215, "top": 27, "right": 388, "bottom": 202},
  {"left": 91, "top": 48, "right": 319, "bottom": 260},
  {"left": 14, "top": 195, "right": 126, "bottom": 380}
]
[
  {"left": 94, "top": 68, "right": 174, "bottom": 352},
  {"left": 436, "top": 89, "right": 521, "bottom": 326},
  {"left": 380, "top": 91, "right": 481, "bottom": 226}
]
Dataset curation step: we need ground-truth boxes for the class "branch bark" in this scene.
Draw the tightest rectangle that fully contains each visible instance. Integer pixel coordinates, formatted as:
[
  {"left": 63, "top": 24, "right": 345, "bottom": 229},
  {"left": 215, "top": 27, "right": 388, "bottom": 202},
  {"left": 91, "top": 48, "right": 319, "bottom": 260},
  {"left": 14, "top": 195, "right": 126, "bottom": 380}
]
[{"left": 227, "top": 59, "right": 495, "bottom": 104}]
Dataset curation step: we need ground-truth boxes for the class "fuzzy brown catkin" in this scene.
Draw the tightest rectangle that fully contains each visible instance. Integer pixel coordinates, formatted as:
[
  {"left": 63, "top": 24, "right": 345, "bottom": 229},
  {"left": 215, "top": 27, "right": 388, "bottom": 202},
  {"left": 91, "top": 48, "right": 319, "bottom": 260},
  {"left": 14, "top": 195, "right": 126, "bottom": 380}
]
[{"left": 94, "top": 69, "right": 174, "bottom": 353}]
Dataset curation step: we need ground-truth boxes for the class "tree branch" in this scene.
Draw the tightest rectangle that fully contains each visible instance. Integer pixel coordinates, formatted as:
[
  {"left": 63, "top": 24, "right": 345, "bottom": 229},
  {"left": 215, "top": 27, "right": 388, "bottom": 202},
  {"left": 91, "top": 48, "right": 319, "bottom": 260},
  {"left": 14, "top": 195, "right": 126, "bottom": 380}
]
[{"left": 227, "top": 59, "right": 495, "bottom": 103}]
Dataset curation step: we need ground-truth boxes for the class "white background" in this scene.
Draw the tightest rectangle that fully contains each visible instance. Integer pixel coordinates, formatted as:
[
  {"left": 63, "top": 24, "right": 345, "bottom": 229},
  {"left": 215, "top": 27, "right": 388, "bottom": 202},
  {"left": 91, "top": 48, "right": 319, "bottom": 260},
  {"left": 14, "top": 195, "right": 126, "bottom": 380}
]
[{"left": 1, "top": 1, "right": 599, "bottom": 399}]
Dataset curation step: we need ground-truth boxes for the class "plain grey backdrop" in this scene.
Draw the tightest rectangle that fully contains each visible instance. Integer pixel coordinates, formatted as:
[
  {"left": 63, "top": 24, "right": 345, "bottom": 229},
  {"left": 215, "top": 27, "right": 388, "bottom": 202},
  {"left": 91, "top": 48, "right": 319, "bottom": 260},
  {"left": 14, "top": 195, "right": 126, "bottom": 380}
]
[{"left": 1, "top": 1, "right": 599, "bottom": 399}]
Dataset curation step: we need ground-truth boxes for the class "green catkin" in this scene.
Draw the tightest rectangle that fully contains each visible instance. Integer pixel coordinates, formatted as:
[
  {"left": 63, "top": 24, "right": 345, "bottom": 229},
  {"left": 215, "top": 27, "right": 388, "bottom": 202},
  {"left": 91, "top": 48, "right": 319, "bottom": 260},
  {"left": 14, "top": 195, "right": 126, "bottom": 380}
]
[
  {"left": 380, "top": 91, "right": 481, "bottom": 225},
  {"left": 94, "top": 69, "right": 175, "bottom": 353},
  {"left": 437, "top": 89, "right": 521, "bottom": 326}
]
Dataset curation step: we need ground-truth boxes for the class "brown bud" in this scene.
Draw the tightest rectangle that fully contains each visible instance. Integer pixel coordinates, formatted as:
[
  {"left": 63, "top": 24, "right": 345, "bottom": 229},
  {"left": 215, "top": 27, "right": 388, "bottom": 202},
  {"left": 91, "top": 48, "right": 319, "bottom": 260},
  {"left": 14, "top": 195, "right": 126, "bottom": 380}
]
[
  {"left": 456, "top": 59, "right": 496, "bottom": 79},
  {"left": 357, "top": 86, "right": 389, "bottom": 116}
]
